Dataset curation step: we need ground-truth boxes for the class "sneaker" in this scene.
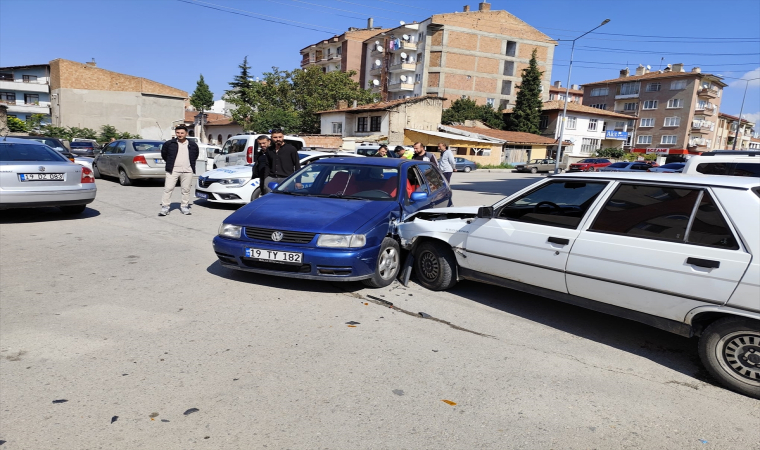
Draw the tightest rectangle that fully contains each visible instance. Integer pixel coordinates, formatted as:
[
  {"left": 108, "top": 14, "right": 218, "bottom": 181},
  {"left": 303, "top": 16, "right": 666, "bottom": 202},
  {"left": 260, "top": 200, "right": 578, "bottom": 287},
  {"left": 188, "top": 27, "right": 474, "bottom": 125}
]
[
  {"left": 158, "top": 206, "right": 170, "bottom": 216},
  {"left": 180, "top": 206, "right": 191, "bottom": 215}
]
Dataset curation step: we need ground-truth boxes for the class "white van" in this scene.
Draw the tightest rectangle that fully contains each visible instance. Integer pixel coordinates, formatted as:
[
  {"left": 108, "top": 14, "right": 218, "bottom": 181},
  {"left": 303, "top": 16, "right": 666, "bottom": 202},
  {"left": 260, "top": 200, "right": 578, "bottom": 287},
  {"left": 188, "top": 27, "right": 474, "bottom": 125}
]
[
  {"left": 213, "top": 134, "right": 306, "bottom": 168},
  {"left": 185, "top": 136, "right": 213, "bottom": 173},
  {"left": 681, "top": 150, "right": 760, "bottom": 177}
]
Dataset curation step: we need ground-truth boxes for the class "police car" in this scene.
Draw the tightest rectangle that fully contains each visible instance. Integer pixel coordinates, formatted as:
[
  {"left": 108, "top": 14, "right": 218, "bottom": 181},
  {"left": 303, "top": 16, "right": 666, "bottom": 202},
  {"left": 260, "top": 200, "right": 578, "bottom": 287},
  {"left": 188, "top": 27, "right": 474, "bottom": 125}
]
[{"left": 194, "top": 151, "right": 362, "bottom": 205}]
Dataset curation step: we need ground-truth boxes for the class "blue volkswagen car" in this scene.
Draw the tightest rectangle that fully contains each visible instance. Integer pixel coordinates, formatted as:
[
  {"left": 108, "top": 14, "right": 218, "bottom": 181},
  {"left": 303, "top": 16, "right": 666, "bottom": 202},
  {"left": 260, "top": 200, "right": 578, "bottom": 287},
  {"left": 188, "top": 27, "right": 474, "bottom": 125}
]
[{"left": 213, "top": 158, "right": 452, "bottom": 287}]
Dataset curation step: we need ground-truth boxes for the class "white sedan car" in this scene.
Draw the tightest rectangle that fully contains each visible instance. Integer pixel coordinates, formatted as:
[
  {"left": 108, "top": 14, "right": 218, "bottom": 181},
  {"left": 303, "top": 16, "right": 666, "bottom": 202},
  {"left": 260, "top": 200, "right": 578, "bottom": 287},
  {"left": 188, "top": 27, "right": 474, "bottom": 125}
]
[
  {"left": 398, "top": 172, "right": 760, "bottom": 399},
  {"left": 194, "top": 151, "right": 362, "bottom": 205}
]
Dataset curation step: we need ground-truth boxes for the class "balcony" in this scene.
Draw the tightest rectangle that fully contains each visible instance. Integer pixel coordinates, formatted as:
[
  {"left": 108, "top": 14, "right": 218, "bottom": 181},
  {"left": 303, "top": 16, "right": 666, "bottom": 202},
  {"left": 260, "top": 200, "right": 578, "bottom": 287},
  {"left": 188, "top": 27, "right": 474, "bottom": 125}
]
[
  {"left": 370, "top": 48, "right": 384, "bottom": 59},
  {"left": 612, "top": 109, "right": 638, "bottom": 117},
  {"left": 691, "top": 120, "right": 715, "bottom": 133},
  {"left": 389, "top": 62, "right": 416, "bottom": 73},
  {"left": 0, "top": 79, "right": 50, "bottom": 93},
  {"left": 698, "top": 87, "right": 719, "bottom": 99},
  {"left": 615, "top": 93, "right": 639, "bottom": 100},
  {"left": 300, "top": 57, "right": 316, "bottom": 68},
  {"left": 6, "top": 102, "right": 50, "bottom": 114},
  {"left": 369, "top": 65, "right": 383, "bottom": 76},
  {"left": 387, "top": 82, "right": 414, "bottom": 92},
  {"left": 388, "top": 41, "right": 417, "bottom": 52},
  {"left": 695, "top": 103, "right": 715, "bottom": 116},
  {"left": 689, "top": 138, "right": 711, "bottom": 147}
]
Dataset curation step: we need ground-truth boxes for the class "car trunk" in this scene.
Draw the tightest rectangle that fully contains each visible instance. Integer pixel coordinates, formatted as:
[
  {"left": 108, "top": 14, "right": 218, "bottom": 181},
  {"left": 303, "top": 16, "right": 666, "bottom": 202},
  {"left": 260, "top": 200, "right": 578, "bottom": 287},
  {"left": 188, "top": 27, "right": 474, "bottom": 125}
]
[
  {"left": 1, "top": 161, "right": 83, "bottom": 191},
  {"left": 142, "top": 152, "right": 165, "bottom": 169}
]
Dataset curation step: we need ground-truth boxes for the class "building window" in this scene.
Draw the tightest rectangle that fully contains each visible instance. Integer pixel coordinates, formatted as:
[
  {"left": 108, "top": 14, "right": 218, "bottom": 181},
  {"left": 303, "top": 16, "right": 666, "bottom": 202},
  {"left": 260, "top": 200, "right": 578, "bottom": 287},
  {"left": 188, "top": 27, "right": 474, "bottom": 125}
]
[
  {"left": 642, "top": 100, "right": 658, "bottom": 110},
  {"left": 501, "top": 80, "right": 512, "bottom": 95},
  {"left": 539, "top": 115, "right": 549, "bottom": 129},
  {"left": 619, "top": 82, "right": 640, "bottom": 96},
  {"left": 22, "top": 75, "right": 37, "bottom": 83},
  {"left": 24, "top": 94, "right": 39, "bottom": 104},
  {"left": 590, "top": 87, "right": 609, "bottom": 97},
  {"left": 640, "top": 118, "right": 655, "bottom": 127},
  {"left": 370, "top": 116, "right": 381, "bottom": 132},
  {"left": 208, "top": 134, "right": 213, "bottom": 143},
  {"left": 486, "top": 98, "right": 495, "bottom": 107},
  {"left": 670, "top": 80, "right": 687, "bottom": 90},
  {"left": 581, "top": 138, "right": 600, "bottom": 153},
  {"left": 499, "top": 99, "right": 509, "bottom": 110},
  {"left": 637, "top": 135, "right": 652, "bottom": 144},
  {"left": 614, "top": 121, "right": 626, "bottom": 130},
  {"left": 503, "top": 61, "right": 515, "bottom": 76},
  {"left": 415, "top": 73, "right": 421, "bottom": 82},
  {"left": 505, "top": 41, "right": 517, "bottom": 57},
  {"left": 336, "top": 46, "right": 342, "bottom": 55},
  {"left": 0, "top": 73, "right": 12, "bottom": 81},
  {"left": 667, "top": 98, "right": 683, "bottom": 108},
  {"left": 566, "top": 116, "right": 577, "bottom": 130},
  {"left": 0, "top": 92, "right": 16, "bottom": 103},
  {"left": 588, "top": 118, "right": 598, "bottom": 131},
  {"left": 623, "top": 102, "right": 638, "bottom": 111},
  {"left": 661, "top": 135, "right": 677, "bottom": 145},
  {"left": 418, "top": 32, "right": 424, "bottom": 42},
  {"left": 357, "top": 117, "right": 368, "bottom": 132},
  {"left": 646, "top": 82, "right": 661, "bottom": 92},
  {"left": 589, "top": 103, "right": 606, "bottom": 110},
  {"left": 664, "top": 117, "right": 681, "bottom": 127},
  {"left": 332, "top": 122, "right": 342, "bottom": 134}
]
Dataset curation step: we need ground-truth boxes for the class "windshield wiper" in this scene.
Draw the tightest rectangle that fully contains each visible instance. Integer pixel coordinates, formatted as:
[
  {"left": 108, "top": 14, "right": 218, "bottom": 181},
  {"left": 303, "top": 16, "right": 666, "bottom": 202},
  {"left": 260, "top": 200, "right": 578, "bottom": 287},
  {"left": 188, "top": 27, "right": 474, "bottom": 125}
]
[
  {"left": 327, "top": 193, "right": 366, "bottom": 200},
  {"left": 273, "top": 191, "right": 305, "bottom": 196}
]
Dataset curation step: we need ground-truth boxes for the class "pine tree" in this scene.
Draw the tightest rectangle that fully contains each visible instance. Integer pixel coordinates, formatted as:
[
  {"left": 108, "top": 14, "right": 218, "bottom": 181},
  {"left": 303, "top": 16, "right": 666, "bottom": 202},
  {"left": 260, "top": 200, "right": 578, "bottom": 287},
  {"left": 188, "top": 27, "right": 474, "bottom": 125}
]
[
  {"left": 506, "top": 48, "right": 543, "bottom": 134},
  {"left": 228, "top": 56, "right": 254, "bottom": 104},
  {"left": 190, "top": 74, "right": 214, "bottom": 113},
  {"left": 441, "top": 98, "right": 505, "bottom": 129}
]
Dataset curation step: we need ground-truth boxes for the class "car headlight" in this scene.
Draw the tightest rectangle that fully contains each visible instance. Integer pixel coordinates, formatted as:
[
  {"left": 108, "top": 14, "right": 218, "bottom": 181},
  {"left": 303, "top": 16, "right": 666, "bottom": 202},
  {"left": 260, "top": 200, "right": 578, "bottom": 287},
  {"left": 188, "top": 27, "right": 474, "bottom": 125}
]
[
  {"left": 219, "top": 178, "right": 249, "bottom": 187},
  {"left": 218, "top": 223, "right": 242, "bottom": 238},
  {"left": 317, "top": 234, "right": 366, "bottom": 248}
]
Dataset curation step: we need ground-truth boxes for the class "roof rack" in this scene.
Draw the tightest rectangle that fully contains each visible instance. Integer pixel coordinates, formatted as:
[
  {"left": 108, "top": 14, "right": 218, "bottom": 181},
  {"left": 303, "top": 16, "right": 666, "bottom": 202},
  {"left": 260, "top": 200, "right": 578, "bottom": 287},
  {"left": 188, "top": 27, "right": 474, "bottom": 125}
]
[{"left": 699, "top": 150, "right": 759, "bottom": 157}]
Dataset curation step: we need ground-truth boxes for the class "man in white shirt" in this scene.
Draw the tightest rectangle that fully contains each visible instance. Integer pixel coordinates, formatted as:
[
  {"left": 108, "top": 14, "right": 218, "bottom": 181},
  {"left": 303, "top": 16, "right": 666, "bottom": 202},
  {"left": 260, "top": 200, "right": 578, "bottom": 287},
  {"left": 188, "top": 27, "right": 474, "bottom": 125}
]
[{"left": 159, "top": 125, "right": 199, "bottom": 216}]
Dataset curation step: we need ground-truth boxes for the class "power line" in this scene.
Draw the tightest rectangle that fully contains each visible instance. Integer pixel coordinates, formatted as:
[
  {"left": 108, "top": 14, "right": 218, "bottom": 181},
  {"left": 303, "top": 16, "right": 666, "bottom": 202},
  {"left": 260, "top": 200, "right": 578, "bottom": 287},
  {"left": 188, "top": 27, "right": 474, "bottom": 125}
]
[
  {"left": 574, "top": 45, "right": 760, "bottom": 56},
  {"left": 258, "top": 0, "right": 367, "bottom": 20},
  {"left": 553, "top": 60, "right": 760, "bottom": 68}
]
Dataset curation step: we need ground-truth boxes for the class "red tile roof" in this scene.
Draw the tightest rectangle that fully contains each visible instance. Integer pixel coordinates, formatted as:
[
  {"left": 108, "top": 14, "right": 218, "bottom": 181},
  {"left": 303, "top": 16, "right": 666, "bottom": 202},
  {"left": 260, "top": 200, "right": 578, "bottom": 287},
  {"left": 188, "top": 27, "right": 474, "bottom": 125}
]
[
  {"left": 549, "top": 86, "right": 583, "bottom": 95},
  {"left": 541, "top": 100, "right": 635, "bottom": 119},
  {"left": 184, "top": 111, "right": 231, "bottom": 123},
  {"left": 719, "top": 112, "right": 754, "bottom": 124},
  {"left": 450, "top": 126, "right": 560, "bottom": 145}
]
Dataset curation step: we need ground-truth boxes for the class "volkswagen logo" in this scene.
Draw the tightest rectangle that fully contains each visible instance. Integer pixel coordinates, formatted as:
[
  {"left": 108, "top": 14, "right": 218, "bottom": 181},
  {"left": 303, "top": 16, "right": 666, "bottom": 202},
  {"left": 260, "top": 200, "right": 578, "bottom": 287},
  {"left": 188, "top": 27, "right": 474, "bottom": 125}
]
[
  {"left": 271, "top": 231, "right": 284, "bottom": 242},
  {"left": 39, "top": 166, "right": 46, "bottom": 172}
]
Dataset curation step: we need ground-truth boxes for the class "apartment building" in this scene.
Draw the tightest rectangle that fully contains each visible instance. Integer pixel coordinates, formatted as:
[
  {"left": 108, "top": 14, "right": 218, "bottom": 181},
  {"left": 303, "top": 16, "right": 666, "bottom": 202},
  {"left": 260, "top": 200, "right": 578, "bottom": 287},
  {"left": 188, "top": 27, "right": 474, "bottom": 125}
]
[
  {"left": 581, "top": 63, "right": 726, "bottom": 157},
  {"left": 361, "top": 2, "right": 555, "bottom": 108},
  {"left": 0, "top": 64, "right": 52, "bottom": 124},
  {"left": 300, "top": 20, "right": 388, "bottom": 83},
  {"left": 548, "top": 81, "right": 583, "bottom": 104},
  {"left": 715, "top": 112, "right": 755, "bottom": 150}
]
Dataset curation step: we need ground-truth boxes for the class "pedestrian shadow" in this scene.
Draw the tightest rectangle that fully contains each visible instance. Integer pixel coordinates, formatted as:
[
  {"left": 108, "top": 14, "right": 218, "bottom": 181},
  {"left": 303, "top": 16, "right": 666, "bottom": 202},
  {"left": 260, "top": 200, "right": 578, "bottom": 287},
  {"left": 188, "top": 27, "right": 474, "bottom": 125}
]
[
  {"left": 206, "top": 260, "right": 365, "bottom": 294},
  {"left": 418, "top": 278, "right": 722, "bottom": 390},
  {"left": 0, "top": 206, "right": 100, "bottom": 224}
]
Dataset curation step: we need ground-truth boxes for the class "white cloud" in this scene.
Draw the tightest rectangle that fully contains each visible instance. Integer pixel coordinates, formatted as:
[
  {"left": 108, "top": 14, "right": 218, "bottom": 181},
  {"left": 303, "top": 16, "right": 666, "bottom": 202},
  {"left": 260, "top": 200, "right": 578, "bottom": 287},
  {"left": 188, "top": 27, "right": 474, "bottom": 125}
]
[
  {"left": 728, "top": 67, "right": 760, "bottom": 88},
  {"left": 741, "top": 111, "right": 760, "bottom": 125}
]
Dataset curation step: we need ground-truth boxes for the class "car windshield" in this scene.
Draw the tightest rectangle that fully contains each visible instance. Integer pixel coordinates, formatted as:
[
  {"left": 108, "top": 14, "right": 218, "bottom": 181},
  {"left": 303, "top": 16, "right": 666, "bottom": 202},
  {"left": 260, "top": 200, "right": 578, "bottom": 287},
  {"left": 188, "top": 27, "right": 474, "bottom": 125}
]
[
  {"left": 133, "top": 142, "right": 164, "bottom": 152},
  {"left": 609, "top": 162, "right": 629, "bottom": 168},
  {"left": 0, "top": 143, "right": 69, "bottom": 162},
  {"left": 275, "top": 163, "right": 399, "bottom": 201},
  {"left": 661, "top": 163, "right": 685, "bottom": 169},
  {"left": 70, "top": 142, "right": 95, "bottom": 148},
  {"left": 578, "top": 159, "right": 594, "bottom": 163},
  {"left": 23, "top": 137, "right": 65, "bottom": 149}
]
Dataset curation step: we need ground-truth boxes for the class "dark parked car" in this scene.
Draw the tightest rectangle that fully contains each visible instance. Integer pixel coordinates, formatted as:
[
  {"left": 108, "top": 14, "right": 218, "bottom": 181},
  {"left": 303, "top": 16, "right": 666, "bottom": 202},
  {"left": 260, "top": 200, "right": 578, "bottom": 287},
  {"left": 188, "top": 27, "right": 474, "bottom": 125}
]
[
  {"left": 69, "top": 141, "right": 99, "bottom": 157},
  {"left": 10, "top": 136, "right": 76, "bottom": 162},
  {"left": 454, "top": 157, "right": 477, "bottom": 173}
]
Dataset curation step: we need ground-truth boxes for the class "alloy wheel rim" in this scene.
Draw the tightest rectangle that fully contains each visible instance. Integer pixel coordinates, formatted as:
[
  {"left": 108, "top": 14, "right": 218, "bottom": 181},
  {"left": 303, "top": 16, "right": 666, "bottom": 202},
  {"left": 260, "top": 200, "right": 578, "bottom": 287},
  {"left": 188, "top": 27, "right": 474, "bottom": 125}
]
[
  {"left": 716, "top": 330, "right": 760, "bottom": 386},
  {"left": 419, "top": 250, "right": 439, "bottom": 281},
  {"left": 378, "top": 247, "right": 399, "bottom": 279}
]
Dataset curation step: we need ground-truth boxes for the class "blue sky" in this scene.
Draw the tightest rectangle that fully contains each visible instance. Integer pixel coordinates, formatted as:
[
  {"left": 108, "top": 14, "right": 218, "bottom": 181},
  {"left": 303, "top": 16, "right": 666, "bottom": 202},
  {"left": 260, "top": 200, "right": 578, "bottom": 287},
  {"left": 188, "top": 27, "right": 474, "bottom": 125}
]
[{"left": 1, "top": 0, "right": 758, "bottom": 122}]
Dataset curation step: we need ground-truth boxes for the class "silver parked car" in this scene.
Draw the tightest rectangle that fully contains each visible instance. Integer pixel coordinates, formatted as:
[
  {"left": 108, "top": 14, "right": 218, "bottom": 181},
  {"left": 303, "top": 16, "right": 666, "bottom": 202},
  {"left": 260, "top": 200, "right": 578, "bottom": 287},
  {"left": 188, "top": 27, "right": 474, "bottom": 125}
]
[
  {"left": 93, "top": 139, "right": 167, "bottom": 186},
  {"left": 514, "top": 159, "right": 557, "bottom": 173},
  {"left": 0, "top": 138, "right": 96, "bottom": 214}
]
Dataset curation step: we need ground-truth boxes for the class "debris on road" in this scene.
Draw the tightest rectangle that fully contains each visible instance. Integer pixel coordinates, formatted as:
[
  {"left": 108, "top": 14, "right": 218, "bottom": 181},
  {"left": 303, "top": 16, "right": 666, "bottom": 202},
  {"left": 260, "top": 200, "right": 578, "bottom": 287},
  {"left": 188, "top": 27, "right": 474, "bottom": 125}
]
[
  {"left": 442, "top": 400, "right": 457, "bottom": 406},
  {"left": 111, "top": 416, "right": 118, "bottom": 424},
  {"left": 392, "top": 389, "right": 404, "bottom": 396},
  {"left": 52, "top": 399, "right": 68, "bottom": 404},
  {"left": 183, "top": 408, "right": 199, "bottom": 416}
]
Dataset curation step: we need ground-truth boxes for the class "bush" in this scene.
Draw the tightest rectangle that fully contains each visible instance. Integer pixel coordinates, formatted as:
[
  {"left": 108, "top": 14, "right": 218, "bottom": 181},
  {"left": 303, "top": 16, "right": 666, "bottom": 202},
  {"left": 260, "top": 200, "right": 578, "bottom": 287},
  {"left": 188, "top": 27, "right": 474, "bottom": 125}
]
[
  {"left": 476, "top": 163, "right": 514, "bottom": 169},
  {"left": 594, "top": 147, "right": 625, "bottom": 159},
  {"left": 7, "top": 116, "right": 28, "bottom": 132}
]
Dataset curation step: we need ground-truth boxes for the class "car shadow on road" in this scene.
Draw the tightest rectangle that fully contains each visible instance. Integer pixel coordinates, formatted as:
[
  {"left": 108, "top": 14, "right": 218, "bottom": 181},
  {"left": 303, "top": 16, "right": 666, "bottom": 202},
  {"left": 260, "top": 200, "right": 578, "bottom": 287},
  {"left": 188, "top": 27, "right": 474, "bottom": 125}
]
[
  {"left": 435, "top": 278, "right": 719, "bottom": 388},
  {"left": 0, "top": 206, "right": 100, "bottom": 223},
  {"left": 450, "top": 176, "right": 544, "bottom": 198},
  {"left": 206, "top": 260, "right": 366, "bottom": 294},
  {"left": 192, "top": 199, "right": 241, "bottom": 212}
]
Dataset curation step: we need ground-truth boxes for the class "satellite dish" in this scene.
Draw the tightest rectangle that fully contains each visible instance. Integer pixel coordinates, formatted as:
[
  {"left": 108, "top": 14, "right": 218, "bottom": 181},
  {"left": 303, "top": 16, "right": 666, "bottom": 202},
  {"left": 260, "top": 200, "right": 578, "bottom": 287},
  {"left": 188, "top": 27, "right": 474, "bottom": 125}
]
[
  {"left": 646, "top": 65, "right": 651, "bottom": 70},
  {"left": 375, "top": 40, "right": 380, "bottom": 45},
  {"left": 400, "top": 52, "right": 407, "bottom": 59},
  {"left": 376, "top": 45, "right": 383, "bottom": 52},
  {"left": 399, "top": 21, "right": 405, "bottom": 25},
  {"left": 400, "top": 75, "right": 407, "bottom": 82},
  {"left": 372, "top": 79, "right": 380, "bottom": 86},
  {"left": 374, "top": 59, "right": 381, "bottom": 66},
  {"left": 402, "top": 34, "right": 409, "bottom": 41}
]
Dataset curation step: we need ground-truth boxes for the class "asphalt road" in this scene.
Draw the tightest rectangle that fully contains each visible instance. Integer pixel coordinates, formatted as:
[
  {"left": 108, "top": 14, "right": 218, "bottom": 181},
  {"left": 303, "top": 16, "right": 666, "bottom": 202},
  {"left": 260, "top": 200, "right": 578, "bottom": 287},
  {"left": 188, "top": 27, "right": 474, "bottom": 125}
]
[{"left": 1, "top": 170, "right": 758, "bottom": 450}]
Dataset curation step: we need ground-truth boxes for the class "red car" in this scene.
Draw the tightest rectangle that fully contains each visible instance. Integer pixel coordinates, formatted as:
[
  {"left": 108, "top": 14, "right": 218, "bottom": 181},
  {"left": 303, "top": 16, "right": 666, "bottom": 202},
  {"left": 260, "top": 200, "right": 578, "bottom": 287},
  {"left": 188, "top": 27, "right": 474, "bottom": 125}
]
[{"left": 568, "top": 158, "right": 612, "bottom": 172}]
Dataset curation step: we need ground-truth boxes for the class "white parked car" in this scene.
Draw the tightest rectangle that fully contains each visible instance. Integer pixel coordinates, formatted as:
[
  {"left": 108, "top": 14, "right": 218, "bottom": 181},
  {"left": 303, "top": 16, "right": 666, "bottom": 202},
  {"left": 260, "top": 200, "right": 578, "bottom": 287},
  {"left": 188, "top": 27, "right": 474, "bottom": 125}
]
[
  {"left": 681, "top": 150, "right": 760, "bottom": 177},
  {"left": 398, "top": 172, "right": 760, "bottom": 398},
  {"left": 195, "top": 150, "right": 361, "bottom": 205},
  {"left": 213, "top": 134, "right": 306, "bottom": 169}
]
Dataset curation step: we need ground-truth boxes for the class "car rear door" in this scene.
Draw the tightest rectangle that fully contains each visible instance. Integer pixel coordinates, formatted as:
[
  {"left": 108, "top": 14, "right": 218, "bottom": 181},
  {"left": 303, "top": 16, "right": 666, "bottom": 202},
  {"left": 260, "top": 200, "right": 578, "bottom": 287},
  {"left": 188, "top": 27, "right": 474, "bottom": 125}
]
[
  {"left": 112, "top": 141, "right": 128, "bottom": 173},
  {"left": 461, "top": 179, "right": 611, "bottom": 293},
  {"left": 566, "top": 182, "right": 752, "bottom": 321}
]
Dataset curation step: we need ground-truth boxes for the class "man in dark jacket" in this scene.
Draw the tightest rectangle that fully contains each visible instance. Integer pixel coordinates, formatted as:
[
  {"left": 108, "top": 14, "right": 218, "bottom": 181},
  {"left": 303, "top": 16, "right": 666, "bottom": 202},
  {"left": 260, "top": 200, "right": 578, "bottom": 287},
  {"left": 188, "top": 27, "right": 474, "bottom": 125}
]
[
  {"left": 159, "top": 124, "right": 199, "bottom": 216},
  {"left": 254, "top": 135, "right": 271, "bottom": 197},
  {"left": 264, "top": 129, "right": 301, "bottom": 192}
]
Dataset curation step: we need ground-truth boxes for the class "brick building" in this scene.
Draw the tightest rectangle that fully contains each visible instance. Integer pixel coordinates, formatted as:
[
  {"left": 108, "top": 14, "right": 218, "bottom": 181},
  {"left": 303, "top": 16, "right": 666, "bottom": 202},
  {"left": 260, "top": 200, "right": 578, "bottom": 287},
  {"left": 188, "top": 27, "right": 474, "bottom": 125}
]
[
  {"left": 581, "top": 63, "right": 726, "bottom": 157},
  {"left": 300, "top": 21, "right": 388, "bottom": 82},
  {"left": 49, "top": 59, "right": 187, "bottom": 139},
  {"left": 715, "top": 112, "right": 755, "bottom": 150},
  {"left": 361, "top": 2, "right": 555, "bottom": 109},
  {"left": 548, "top": 81, "right": 583, "bottom": 104}
]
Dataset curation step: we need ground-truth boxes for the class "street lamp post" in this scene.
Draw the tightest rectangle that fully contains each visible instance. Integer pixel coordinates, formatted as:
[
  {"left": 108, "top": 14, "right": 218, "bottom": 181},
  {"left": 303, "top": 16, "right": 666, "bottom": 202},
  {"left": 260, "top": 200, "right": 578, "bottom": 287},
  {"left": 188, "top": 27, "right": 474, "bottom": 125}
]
[
  {"left": 554, "top": 19, "right": 610, "bottom": 174},
  {"left": 730, "top": 77, "right": 759, "bottom": 150}
]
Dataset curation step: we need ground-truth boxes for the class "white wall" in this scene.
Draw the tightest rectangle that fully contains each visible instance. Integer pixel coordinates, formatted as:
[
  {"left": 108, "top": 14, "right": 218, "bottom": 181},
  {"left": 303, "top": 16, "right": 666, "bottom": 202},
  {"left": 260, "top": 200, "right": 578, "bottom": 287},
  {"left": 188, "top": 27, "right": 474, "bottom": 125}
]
[{"left": 320, "top": 112, "right": 346, "bottom": 136}]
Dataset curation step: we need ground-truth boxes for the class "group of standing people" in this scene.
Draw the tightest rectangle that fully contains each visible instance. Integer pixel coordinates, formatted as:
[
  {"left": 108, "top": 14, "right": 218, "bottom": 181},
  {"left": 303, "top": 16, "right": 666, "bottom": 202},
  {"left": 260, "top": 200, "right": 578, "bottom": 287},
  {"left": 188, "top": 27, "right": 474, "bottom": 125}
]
[
  {"left": 373, "top": 142, "right": 456, "bottom": 182},
  {"left": 252, "top": 129, "right": 302, "bottom": 195}
]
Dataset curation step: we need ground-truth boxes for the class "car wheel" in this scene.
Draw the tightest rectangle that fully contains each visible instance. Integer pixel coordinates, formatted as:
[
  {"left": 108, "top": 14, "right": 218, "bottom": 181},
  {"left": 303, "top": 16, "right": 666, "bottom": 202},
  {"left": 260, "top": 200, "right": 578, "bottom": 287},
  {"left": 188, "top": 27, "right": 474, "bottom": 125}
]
[
  {"left": 250, "top": 187, "right": 261, "bottom": 202},
  {"left": 463, "top": 166, "right": 472, "bottom": 173},
  {"left": 362, "top": 237, "right": 401, "bottom": 288},
  {"left": 93, "top": 164, "right": 101, "bottom": 179},
  {"left": 698, "top": 317, "right": 760, "bottom": 399},
  {"left": 530, "top": 167, "right": 538, "bottom": 174},
  {"left": 118, "top": 169, "right": 133, "bottom": 186},
  {"left": 60, "top": 204, "right": 86, "bottom": 214},
  {"left": 414, "top": 240, "right": 457, "bottom": 291}
]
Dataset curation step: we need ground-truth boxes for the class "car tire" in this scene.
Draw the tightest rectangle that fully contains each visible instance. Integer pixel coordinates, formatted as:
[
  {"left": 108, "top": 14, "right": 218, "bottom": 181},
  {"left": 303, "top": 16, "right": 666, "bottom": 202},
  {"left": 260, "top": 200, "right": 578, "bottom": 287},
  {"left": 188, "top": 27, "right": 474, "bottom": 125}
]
[
  {"left": 250, "top": 187, "right": 261, "bottom": 202},
  {"left": 414, "top": 240, "right": 458, "bottom": 291},
  {"left": 463, "top": 166, "right": 471, "bottom": 173},
  {"left": 93, "top": 165, "right": 101, "bottom": 179},
  {"left": 118, "top": 169, "right": 133, "bottom": 186},
  {"left": 530, "top": 167, "right": 538, "bottom": 174},
  {"left": 698, "top": 317, "right": 760, "bottom": 399},
  {"left": 59, "top": 204, "right": 86, "bottom": 214},
  {"left": 362, "top": 237, "right": 401, "bottom": 288}
]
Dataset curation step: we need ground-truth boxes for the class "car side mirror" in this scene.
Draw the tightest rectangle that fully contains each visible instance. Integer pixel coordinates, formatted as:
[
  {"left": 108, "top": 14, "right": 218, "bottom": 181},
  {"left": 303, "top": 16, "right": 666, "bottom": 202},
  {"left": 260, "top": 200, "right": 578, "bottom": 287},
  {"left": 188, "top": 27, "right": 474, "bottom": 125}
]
[
  {"left": 214, "top": 149, "right": 221, "bottom": 154},
  {"left": 268, "top": 181, "right": 279, "bottom": 191},
  {"left": 477, "top": 206, "right": 494, "bottom": 218},
  {"left": 409, "top": 192, "right": 428, "bottom": 203}
]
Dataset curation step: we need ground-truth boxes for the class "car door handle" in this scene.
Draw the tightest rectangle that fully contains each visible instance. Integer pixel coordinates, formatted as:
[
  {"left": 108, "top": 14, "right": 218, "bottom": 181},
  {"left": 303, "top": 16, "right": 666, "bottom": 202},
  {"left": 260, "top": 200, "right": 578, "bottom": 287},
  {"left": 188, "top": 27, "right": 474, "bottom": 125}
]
[
  {"left": 687, "top": 257, "right": 720, "bottom": 269},
  {"left": 547, "top": 237, "right": 569, "bottom": 245}
]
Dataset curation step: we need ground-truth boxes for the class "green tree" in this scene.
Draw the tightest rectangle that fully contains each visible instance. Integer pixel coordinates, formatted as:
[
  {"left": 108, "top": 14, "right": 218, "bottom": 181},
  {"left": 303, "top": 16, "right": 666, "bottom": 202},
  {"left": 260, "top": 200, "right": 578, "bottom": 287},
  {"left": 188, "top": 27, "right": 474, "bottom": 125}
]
[
  {"left": 40, "top": 125, "right": 68, "bottom": 139},
  {"left": 505, "top": 48, "right": 543, "bottom": 134},
  {"left": 441, "top": 98, "right": 505, "bottom": 129},
  {"left": 190, "top": 74, "right": 214, "bottom": 113},
  {"left": 27, "top": 114, "right": 47, "bottom": 130},
  {"left": 99, "top": 125, "right": 119, "bottom": 142},
  {"left": 595, "top": 147, "right": 625, "bottom": 159},
  {"left": 228, "top": 56, "right": 255, "bottom": 105},
  {"left": 7, "top": 117, "right": 28, "bottom": 132}
]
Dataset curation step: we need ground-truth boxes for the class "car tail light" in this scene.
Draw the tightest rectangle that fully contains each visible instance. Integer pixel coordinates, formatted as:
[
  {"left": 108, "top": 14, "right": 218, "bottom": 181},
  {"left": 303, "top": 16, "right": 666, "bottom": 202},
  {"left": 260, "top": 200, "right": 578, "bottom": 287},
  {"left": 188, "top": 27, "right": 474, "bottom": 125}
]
[
  {"left": 246, "top": 146, "right": 253, "bottom": 164},
  {"left": 133, "top": 155, "right": 147, "bottom": 164},
  {"left": 81, "top": 167, "right": 95, "bottom": 183}
]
